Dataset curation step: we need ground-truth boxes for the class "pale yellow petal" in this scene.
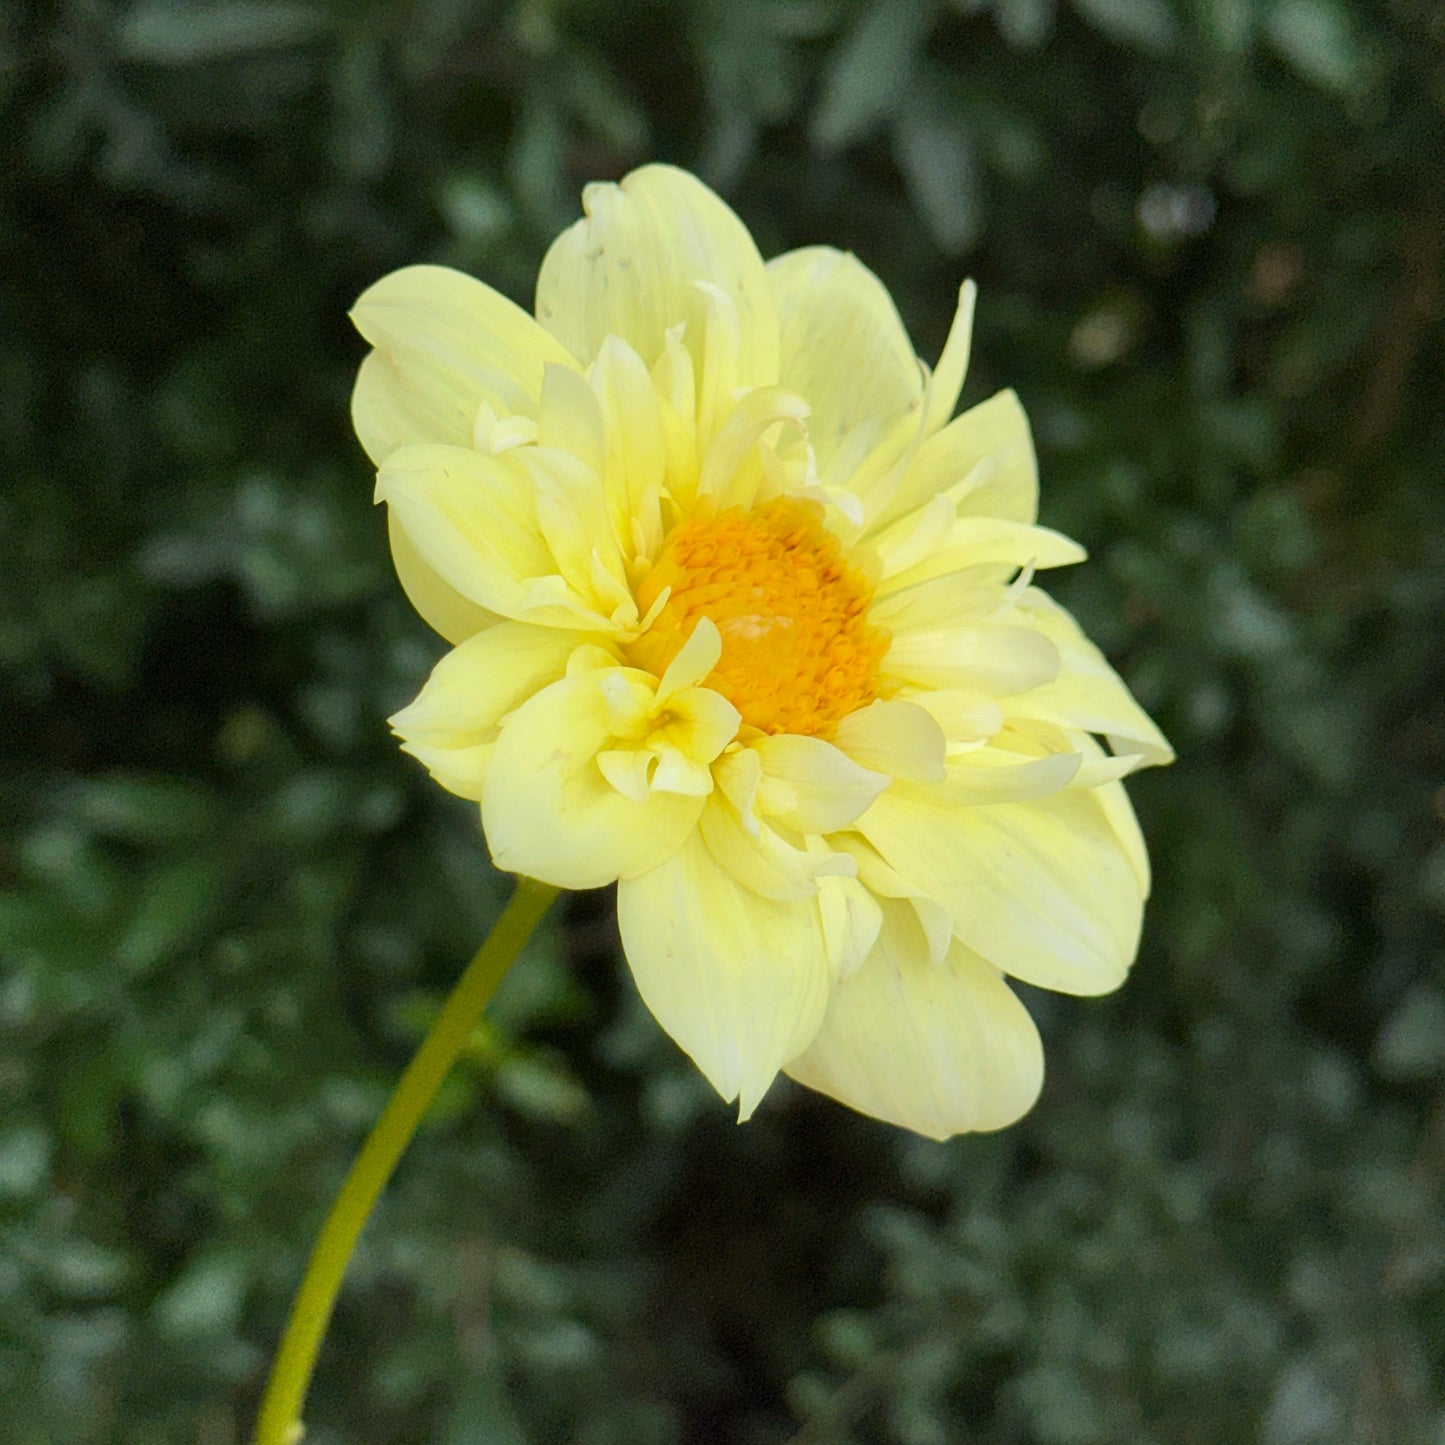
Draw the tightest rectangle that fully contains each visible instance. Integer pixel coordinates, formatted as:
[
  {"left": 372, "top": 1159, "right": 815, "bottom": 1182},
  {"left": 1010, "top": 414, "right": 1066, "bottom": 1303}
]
[
  {"left": 386, "top": 511, "right": 497, "bottom": 645},
  {"left": 911, "top": 748, "right": 1082, "bottom": 806},
  {"left": 869, "top": 568, "right": 1003, "bottom": 634},
  {"left": 1094, "top": 774, "right": 1151, "bottom": 896},
  {"left": 376, "top": 444, "right": 554, "bottom": 615},
  {"left": 651, "top": 325, "right": 702, "bottom": 512},
  {"left": 785, "top": 902, "right": 1044, "bottom": 1139},
  {"left": 654, "top": 687, "right": 741, "bottom": 775},
  {"left": 832, "top": 700, "right": 947, "bottom": 783},
  {"left": 616, "top": 831, "right": 833, "bottom": 1119},
  {"left": 921, "top": 280, "right": 976, "bottom": 435},
  {"left": 535, "top": 165, "right": 779, "bottom": 395},
  {"left": 589, "top": 336, "right": 666, "bottom": 565},
  {"left": 391, "top": 622, "right": 589, "bottom": 739},
  {"left": 752, "top": 734, "right": 892, "bottom": 834},
  {"left": 378, "top": 444, "right": 617, "bottom": 631},
  {"left": 1006, "top": 589, "right": 1174, "bottom": 767},
  {"left": 657, "top": 617, "right": 722, "bottom": 699},
  {"left": 515, "top": 446, "right": 631, "bottom": 618},
  {"left": 390, "top": 624, "right": 590, "bottom": 801},
  {"left": 538, "top": 361, "right": 606, "bottom": 475},
  {"left": 873, "top": 389, "right": 1039, "bottom": 534},
  {"left": 857, "top": 785, "right": 1144, "bottom": 996},
  {"left": 817, "top": 870, "right": 884, "bottom": 981},
  {"left": 766, "top": 246, "right": 924, "bottom": 468},
  {"left": 482, "top": 673, "right": 703, "bottom": 888},
  {"left": 883, "top": 623, "right": 1061, "bottom": 695},
  {"left": 350, "top": 264, "right": 575, "bottom": 465},
  {"left": 698, "top": 789, "right": 853, "bottom": 901},
  {"left": 877, "top": 518, "right": 1085, "bottom": 594},
  {"left": 698, "top": 386, "right": 811, "bottom": 509},
  {"left": 908, "top": 687, "right": 1005, "bottom": 744}
]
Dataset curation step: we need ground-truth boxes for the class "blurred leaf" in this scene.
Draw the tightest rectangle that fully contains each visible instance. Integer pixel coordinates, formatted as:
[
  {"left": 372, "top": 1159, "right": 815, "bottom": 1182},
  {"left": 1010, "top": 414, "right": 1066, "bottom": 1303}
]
[
  {"left": 1374, "top": 987, "right": 1445, "bottom": 1081},
  {"left": 1070, "top": 0, "right": 1178, "bottom": 53},
  {"left": 118, "top": 2, "right": 329, "bottom": 63},
  {"left": 811, "top": 0, "right": 932, "bottom": 152},
  {"left": 992, "top": 0, "right": 1057, "bottom": 49},
  {"left": 62, "top": 776, "right": 222, "bottom": 845},
  {"left": 114, "top": 855, "right": 229, "bottom": 975},
  {"left": 893, "top": 81, "right": 984, "bottom": 254},
  {"left": 1263, "top": 0, "right": 1373, "bottom": 94}
]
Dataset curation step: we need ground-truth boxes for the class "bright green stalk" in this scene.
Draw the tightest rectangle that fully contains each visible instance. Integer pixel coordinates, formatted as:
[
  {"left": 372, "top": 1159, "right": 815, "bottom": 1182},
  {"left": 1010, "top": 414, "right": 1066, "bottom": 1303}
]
[{"left": 252, "top": 877, "right": 560, "bottom": 1445}]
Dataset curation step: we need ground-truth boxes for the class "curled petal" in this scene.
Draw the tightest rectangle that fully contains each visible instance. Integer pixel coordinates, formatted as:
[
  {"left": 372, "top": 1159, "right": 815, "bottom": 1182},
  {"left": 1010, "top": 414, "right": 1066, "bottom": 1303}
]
[
  {"left": 752, "top": 734, "right": 891, "bottom": 834},
  {"left": 699, "top": 789, "right": 853, "bottom": 901},
  {"left": 589, "top": 336, "right": 667, "bottom": 565},
  {"left": 877, "top": 518, "right": 1085, "bottom": 594},
  {"left": 377, "top": 445, "right": 576, "bottom": 624},
  {"left": 482, "top": 672, "right": 704, "bottom": 888},
  {"left": 922, "top": 279, "right": 977, "bottom": 436},
  {"left": 833, "top": 700, "right": 947, "bottom": 783}
]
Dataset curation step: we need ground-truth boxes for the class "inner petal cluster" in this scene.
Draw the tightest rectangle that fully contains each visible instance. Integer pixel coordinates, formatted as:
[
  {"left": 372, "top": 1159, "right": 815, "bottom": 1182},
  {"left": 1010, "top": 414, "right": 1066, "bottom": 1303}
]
[{"left": 629, "top": 497, "right": 889, "bottom": 737}]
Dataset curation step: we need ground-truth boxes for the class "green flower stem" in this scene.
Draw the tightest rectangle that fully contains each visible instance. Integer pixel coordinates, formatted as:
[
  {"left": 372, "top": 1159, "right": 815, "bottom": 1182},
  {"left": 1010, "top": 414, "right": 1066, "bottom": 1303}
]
[{"left": 252, "top": 877, "right": 560, "bottom": 1445}]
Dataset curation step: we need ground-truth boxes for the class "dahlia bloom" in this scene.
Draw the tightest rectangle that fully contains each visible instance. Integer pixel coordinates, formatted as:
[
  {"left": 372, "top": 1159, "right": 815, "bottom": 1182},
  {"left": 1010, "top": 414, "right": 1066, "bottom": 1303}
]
[{"left": 352, "top": 165, "right": 1171, "bottom": 1140}]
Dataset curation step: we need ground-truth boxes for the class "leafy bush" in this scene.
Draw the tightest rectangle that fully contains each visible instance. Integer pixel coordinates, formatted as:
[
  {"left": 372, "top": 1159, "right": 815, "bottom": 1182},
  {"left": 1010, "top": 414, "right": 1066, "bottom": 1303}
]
[{"left": 2, "top": 1, "right": 1441, "bottom": 1440}]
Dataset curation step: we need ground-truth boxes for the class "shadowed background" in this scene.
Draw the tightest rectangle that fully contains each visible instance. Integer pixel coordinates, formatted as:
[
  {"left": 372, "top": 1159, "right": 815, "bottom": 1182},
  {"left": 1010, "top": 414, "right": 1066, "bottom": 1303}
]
[{"left": 2, "top": 0, "right": 1443, "bottom": 1440}]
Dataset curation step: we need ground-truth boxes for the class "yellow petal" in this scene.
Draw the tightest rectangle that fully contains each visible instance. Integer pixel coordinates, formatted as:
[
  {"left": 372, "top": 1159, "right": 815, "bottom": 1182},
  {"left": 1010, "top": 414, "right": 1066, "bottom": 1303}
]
[
  {"left": 538, "top": 361, "right": 606, "bottom": 475},
  {"left": 877, "top": 517, "right": 1085, "bottom": 594},
  {"left": 870, "top": 568, "right": 1002, "bottom": 634},
  {"left": 857, "top": 785, "right": 1144, "bottom": 996},
  {"left": 830, "top": 836, "right": 953, "bottom": 966},
  {"left": 832, "top": 700, "right": 947, "bottom": 783},
  {"left": 589, "top": 336, "right": 667, "bottom": 565},
  {"left": 752, "top": 734, "right": 892, "bottom": 834},
  {"left": 785, "top": 902, "right": 1044, "bottom": 1139},
  {"left": 766, "top": 246, "right": 924, "bottom": 469},
  {"left": 873, "top": 389, "right": 1038, "bottom": 534},
  {"left": 1005, "top": 589, "right": 1174, "bottom": 767},
  {"left": 907, "top": 687, "right": 1005, "bottom": 744},
  {"left": 883, "top": 623, "right": 1061, "bottom": 695},
  {"left": 616, "top": 831, "right": 833, "bottom": 1119},
  {"left": 698, "top": 788, "right": 853, "bottom": 901},
  {"left": 536, "top": 165, "right": 779, "bottom": 396},
  {"left": 390, "top": 623, "right": 590, "bottom": 801},
  {"left": 921, "top": 279, "right": 976, "bottom": 435},
  {"left": 350, "top": 264, "right": 575, "bottom": 465},
  {"left": 817, "top": 870, "right": 884, "bottom": 981},
  {"left": 915, "top": 748, "right": 1082, "bottom": 806},
  {"left": 651, "top": 325, "right": 702, "bottom": 512},
  {"left": 482, "top": 672, "right": 704, "bottom": 888},
  {"left": 656, "top": 616, "right": 722, "bottom": 699},
  {"left": 655, "top": 686, "right": 741, "bottom": 775},
  {"left": 515, "top": 445, "right": 631, "bottom": 620},
  {"left": 1094, "top": 773, "right": 1151, "bottom": 896},
  {"left": 386, "top": 511, "right": 497, "bottom": 645},
  {"left": 698, "top": 386, "right": 811, "bottom": 509},
  {"left": 692, "top": 280, "right": 744, "bottom": 450},
  {"left": 377, "top": 444, "right": 609, "bottom": 630}
]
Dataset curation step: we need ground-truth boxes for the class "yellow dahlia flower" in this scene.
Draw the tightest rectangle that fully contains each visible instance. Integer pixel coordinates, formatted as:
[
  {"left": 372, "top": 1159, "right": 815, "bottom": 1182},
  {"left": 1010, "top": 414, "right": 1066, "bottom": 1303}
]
[{"left": 351, "top": 165, "right": 1172, "bottom": 1141}]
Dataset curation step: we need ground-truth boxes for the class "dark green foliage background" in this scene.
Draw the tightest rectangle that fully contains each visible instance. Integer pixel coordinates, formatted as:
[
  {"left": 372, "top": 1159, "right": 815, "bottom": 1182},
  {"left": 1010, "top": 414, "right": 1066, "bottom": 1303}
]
[{"left": 3, "top": 0, "right": 1443, "bottom": 1440}]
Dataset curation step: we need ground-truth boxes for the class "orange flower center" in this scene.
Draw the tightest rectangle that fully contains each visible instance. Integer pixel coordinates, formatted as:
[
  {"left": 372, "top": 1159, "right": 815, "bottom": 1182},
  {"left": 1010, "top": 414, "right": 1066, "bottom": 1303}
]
[{"left": 629, "top": 497, "right": 888, "bottom": 737}]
